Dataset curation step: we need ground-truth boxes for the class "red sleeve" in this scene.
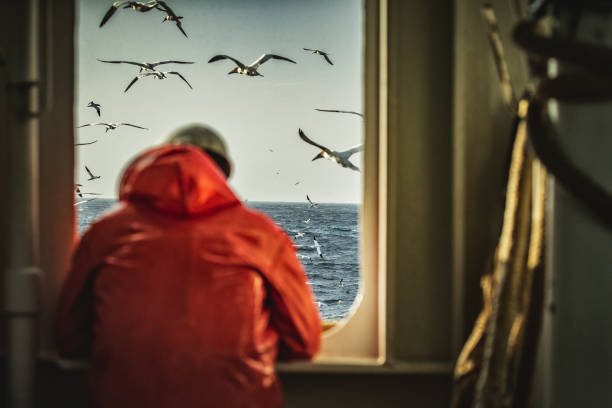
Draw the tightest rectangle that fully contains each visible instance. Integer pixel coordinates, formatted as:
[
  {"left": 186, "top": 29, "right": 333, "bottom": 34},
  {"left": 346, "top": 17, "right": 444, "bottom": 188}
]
[
  {"left": 56, "top": 231, "right": 100, "bottom": 358},
  {"left": 266, "top": 235, "right": 322, "bottom": 360}
]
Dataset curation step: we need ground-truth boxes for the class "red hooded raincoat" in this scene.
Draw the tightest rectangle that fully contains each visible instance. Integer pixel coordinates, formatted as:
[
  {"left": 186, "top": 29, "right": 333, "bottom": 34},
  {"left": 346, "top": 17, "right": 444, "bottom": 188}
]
[{"left": 57, "top": 145, "right": 321, "bottom": 407}]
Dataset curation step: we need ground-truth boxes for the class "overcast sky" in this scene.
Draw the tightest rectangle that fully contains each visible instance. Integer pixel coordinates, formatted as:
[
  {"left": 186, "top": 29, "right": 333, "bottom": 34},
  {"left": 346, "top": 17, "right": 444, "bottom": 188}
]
[{"left": 75, "top": 0, "right": 363, "bottom": 203}]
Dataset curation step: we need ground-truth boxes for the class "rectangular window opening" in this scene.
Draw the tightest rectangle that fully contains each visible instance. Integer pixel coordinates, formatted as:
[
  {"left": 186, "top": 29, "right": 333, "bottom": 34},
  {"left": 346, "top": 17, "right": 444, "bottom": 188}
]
[{"left": 74, "top": 0, "right": 366, "bottom": 327}]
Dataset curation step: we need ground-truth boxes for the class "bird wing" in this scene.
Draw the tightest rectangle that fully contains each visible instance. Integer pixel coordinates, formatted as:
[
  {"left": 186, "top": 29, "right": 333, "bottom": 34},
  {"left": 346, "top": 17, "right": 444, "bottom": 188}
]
[
  {"left": 315, "top": 108, "right": 363, "bottom": 117},
  {"left": 99, "top": 2, "right": 129, "bottom": 27},
  {"left": 74, "top": 198, "right": 97, "bottom": 206},
  {"left": 341, "top": 144, "right": 363, "bottom": 158},
  {"left": 94, "top": 123, "right": 111, "bottom": 127},
  {"left": 85, "top": 166, "right": 95, "bottom": 178},
  {"left": 174, "top": 20, "right": 188, "bottom": 38},
  {"left": 303, "top": 48, "right": 315, "bottom": 52},
  {"left": 208, "top": 55, "right": 246, "bottom": 69},
  {"left": 124, "top": 76, "right": 141, "bottom": 92},
  {"left": 74, "top": 140, "right": 98, "bottom": 146},
  {"left": 307, "top": 194, "right": 313, "bottom": 204},
  {"left": 250, "top": 54, "right": 296, "bottom": 68},
  {"left": 166, "top": 71, "right": 193, "bottom": 89},
  {"left": 314, "top": 239, "right": 322, "bottom": 256},
  {"left": 76, "top": 123, "right": 93, "bottom": 128},
  {"left": 322, "top": 53, "right": 334, "bottom": 65},
  {"left": 298, "top": 129, "right": 333, "bottom": 155},
  {"left": 151, "top": 60, "right": 194, "bottom": 67},
  {"left": 97, "top": 59, "right": 149, "bottom": 69},
  {"left": 94, "top": 105, "right": 101, "bottom": 116},
  {"left": 156, "top": 0, "right": 176, "bottom": 17},
  {"left": 136, "top": 1, "right": 160, "bottom": 11},
  {"left": 119, "top": 123, "right": 148, "bottom": 130}
]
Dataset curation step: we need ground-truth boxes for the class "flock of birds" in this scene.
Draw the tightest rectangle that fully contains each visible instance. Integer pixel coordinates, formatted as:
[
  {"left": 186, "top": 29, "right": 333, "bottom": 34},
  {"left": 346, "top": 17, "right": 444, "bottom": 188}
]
[{"left": 76, "top": 1, "right": 363, "bottom": 269}]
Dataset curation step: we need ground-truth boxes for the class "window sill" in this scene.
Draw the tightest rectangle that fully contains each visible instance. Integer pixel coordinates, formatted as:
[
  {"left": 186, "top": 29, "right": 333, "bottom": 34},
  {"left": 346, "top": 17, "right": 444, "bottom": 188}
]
[
  {"left": 46, "top": 350, "right": 451, "bottom": 376},
  {"left": 276, "top": 360, "right": 453, "bottom": 374}
]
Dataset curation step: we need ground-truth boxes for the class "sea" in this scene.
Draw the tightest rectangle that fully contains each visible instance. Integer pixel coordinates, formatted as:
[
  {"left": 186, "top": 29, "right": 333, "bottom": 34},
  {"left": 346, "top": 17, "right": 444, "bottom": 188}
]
[{"left": 77, "top": 199, "right": 360, "bottom": 321}]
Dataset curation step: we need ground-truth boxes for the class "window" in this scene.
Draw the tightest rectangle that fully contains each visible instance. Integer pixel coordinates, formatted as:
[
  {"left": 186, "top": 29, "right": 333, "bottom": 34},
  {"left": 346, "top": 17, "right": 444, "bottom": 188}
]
[{"left": 74, "top": 0, "right": 383, "bottom": 362}]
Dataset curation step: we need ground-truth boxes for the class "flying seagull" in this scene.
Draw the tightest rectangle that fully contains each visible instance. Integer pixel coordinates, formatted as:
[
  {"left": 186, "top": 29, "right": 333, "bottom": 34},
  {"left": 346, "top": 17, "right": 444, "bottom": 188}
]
[
  {"left": 75, "top": 140, "right": 98, "bottom": 146},
  {"left": 74, "top": 184, "right": 102, "bottom": 198},
  {"left": 99, "top": 1, "right": 163, "bottom": 28},
  {"left": 97, "top": 59, "right": 194, "bottom": 73},
  {"left": 315, "top": 108, "right": 363, "bottom": 117},
  {"left": 294, "top": 181, "right": 301, "bottom": 186},
  {"left": 208, "top": 53, "right": 296, "bottom": 77},
  {"left": 87, "top": 101, "right": 101, "bottom": 116},
  {"left": 85, "top": 166, "right": 101, "bottom": 181},
  {"left": 303, "top": 48, "right": 333, "bottom": 65},
  {"left": 304, "top": 218, "right": 311, "bottom": 224},
  {"left": 77, "top": 122, "right": 148, "bottom": 132},
  {"left": 124, "top": 70, "right": 193, "bottom": 92},
  {"left": 298, "top": 128, "right": 362, "bottom": 171},
  {"left": 74, "top": 198, "right": 97, "bottom": 207},
  {"left": 294, "top": 232, "right": 305, "bottom": 239},
  {"left": 306, "top": 195, "right": 319, "bottom": 208},
  {"left": 157, "top": 0, "right": 188, "bottom": 37},
  {"left": 313, "top": 236, "right": 323, "bottom": 259}
]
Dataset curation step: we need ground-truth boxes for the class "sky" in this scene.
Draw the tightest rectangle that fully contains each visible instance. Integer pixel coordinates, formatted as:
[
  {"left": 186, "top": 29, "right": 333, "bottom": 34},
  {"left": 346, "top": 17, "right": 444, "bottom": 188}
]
[{"left": 75, "top": 0, "right": 364, "bottom": 203}]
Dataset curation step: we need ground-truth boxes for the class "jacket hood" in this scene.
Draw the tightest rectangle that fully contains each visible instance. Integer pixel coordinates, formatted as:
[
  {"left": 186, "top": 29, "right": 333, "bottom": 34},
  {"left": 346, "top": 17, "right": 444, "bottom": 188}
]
[{"left": 119, "top": 145, "right": 240, "bottom": 217}]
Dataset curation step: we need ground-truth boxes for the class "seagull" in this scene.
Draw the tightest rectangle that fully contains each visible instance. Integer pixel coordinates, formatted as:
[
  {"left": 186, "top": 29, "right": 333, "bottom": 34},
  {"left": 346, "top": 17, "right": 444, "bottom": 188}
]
[
  {"left": 74, "top": 184, "right": 102, "bottom": 198},
  {"left": 87, "top": 101, "right": 101, "bottom": 116},
  {"left": 304, "top": 218, "right": 311, "bottom": 224},
  {"left": 298, "top": 128, "right": 362, "bottom": 171},
  {"left": 297, "top": 254, "right": 311, "bottom": 263},
  {"left": 306, "top": 195, "right": 319, "bottom": 208},
  {"left": 313, "top": 235, "right": 323, "bottom": 259},
  {"left": 338, "top": 278, "right": 344, "bottom": 287},
  {"left": 303, "top": 48, "right": 333, "bottom": 65},
  {"left": 157, "top": 0, "right": 188, "bottom": 37},
  {"left": 99, "top": 1, "right": 163, "bottom": 28},
  {"left": 74, "top": 198, "right": 97, "bottom": 206},
  {"left": 208, "top": 53, "right": 296, "bottom": 77},
  {"left": 85, "top": 166, "right": 101, "bottom": 181},
  {"left": 97, "top": 59, "right": 194, "bottom": 73},
  {"left": 124, "top": 70, "right": 193, "bottom": 92},
  {"left": 294, "top": 232, "right": 305, "bottom": 238},
  {"left": 77, "top": 122, "right": 148, "bottom": 132},
  {"left": 315, "top": 108, "right": 363, "bottom": 117},
  {"left": 294, "top": 181, "right": 301, "bottom": 186},
  {"left": 75, "top": 140, "right": 98, "bottom": 146}
]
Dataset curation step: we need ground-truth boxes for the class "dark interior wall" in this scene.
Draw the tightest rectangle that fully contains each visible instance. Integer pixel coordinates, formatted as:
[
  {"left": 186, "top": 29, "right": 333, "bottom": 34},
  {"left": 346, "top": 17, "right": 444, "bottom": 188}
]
[
  {"left": 452, "top": 0, "right": 530, "bottom": 350},
  {"left": 36, "top": 0, "right": 76, "bottom": 354},
  {"left": 0, "top": 15, "right": 8, "bottom": 355},
  {"left": 386, "top": 0, "right": 453, "bottom": 362}
]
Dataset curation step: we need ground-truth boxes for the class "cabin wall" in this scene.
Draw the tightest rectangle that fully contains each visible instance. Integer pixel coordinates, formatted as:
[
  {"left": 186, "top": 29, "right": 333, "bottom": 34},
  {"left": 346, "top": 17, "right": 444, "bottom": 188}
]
[
  {"left": 37, "top": 0, "right": 77, "bottom": 355},
  {"left": 0, "top": 9, "right": 8, "bottom": 356},
  {"left": 452, "top": 0, "right": 529, "bottom": 351},
  {"left": 386, "top": 0, "right": 453, "bottom": 363}
]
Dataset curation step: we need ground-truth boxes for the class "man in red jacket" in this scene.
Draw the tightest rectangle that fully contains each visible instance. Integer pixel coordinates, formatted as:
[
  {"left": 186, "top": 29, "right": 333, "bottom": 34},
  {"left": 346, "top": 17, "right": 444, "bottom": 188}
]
[{"left": 57, "top": 124, "right": 322, "bottom": 407}]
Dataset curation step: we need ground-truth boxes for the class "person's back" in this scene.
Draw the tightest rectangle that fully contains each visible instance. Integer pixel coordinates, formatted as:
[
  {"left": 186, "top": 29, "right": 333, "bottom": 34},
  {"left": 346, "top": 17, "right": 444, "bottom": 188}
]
[{"left": 57, "top": 133, "right": 322, "bottom": 407}]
